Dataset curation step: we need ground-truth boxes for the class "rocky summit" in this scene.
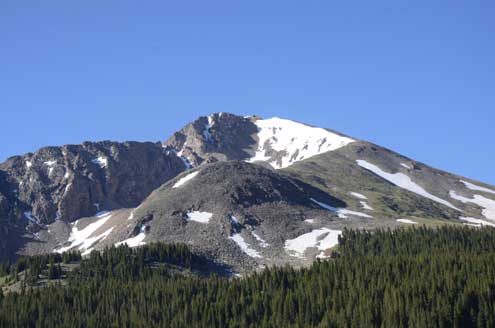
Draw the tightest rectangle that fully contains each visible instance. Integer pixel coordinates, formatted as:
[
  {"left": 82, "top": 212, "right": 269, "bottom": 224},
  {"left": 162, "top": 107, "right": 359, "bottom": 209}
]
[{"left": 1, "top": 113, "right": 494, "bottom": 274}]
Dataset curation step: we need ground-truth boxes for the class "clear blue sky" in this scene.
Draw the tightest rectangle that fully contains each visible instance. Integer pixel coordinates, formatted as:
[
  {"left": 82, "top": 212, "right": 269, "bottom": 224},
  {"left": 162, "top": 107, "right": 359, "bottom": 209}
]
[{"left": 1, "top": 1, "right": 494, "bottom": 184}]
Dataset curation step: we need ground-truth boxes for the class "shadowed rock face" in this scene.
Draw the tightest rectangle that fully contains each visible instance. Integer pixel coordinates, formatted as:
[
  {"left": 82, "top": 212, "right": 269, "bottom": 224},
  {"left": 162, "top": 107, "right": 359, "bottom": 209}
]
[
  {"left": 0, "top": 141, "right": 185, "bottom": 225},
  {"left": 163, "top": 112, "right": 259, "bottom": 167}
]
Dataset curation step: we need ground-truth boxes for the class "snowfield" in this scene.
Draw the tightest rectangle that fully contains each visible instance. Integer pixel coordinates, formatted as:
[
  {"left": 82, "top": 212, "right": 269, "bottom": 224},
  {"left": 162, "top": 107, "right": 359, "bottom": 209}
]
[
  {"left": 248, "top": 117, "right": 354, "bottom": 169},
  {"left": 56, "top": 212, "right": 114, "bottom": 254},
  {"left": 24, "top": 211, "right": 39, "bottom": 224},
  {"left": 251, "top": 231, "right": 269, "bottom": 248},
  {"left": 311, "top": 198, "right": 372, "bottom": 218},
  {"left": 397, "top": 219, "right": 418, "bottom": 225},
  {"left": 350, "top": 192, "right": 367, "bottom": 200},
  {"left": 229, "top": 233, "right": 262, "bottom": 258},
  {"left": 459, "top": 217, "right": 495, "bottom": 227},
  {"left": 92, "top": 156, "right": 108, "bottom": 168},
  {"left": 357, "top": 160, "right": 460, "bottom": 211},
  {"left": 116, "top": 226, "right": 147, "bottom": 248},
  {"left": 173, "top": 171, "right": 199, "bottom": 188},
  {"left": 461, "top": 180, "right": 495, "bottom": 195},
  {"left": 360, "top": 201, "right": 374, "bottom": 211},
  {"left": 186, "top": 211, "right": 213, "bottom": 223},
  {"left": 202, "top": 115, "right": 215, "bottom": 143},
  {"left": 450, "top": 191, "right": 495, "bottom": 223},
  {"left": 285, "top": 228, "right": 341, "bottom": 258},
  {"left": 80, "top": 227, "right": 114, "bottom": 256}
]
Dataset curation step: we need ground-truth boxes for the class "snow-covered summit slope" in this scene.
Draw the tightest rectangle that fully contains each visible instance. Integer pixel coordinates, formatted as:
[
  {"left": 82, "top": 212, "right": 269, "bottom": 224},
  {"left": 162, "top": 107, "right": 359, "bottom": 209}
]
[
  {"left": 248, "top": 117, "right": 355, "bottom": 169},
  {"left": 163, "top": 113, "right": 354, "bottom": 170}
]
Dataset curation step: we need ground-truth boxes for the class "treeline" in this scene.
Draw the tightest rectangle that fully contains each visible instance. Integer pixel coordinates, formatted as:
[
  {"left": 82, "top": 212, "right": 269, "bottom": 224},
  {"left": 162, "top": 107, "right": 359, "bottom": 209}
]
[{"left": 1, "top": 226, "right": 495, "bottom": 327}]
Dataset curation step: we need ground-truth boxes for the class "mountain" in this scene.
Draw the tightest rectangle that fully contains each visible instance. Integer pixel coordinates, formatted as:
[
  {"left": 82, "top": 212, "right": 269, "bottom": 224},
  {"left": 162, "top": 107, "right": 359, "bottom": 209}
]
[{"left": 1, "top": 113, "right": 494, "bottom": 273}]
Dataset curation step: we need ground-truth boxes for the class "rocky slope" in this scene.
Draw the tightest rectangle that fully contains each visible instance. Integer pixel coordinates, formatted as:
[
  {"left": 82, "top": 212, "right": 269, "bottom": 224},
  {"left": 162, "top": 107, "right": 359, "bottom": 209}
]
[{"left": 1, "top": 113, "right": 494, "bottom": 273}]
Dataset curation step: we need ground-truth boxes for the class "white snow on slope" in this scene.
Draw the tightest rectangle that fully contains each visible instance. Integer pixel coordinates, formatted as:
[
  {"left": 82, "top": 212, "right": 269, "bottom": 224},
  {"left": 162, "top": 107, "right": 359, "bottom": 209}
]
[
  {"left": 397, "top": 219, "right": 418, "bottom": 225},
  {"left": 24, "top": 211, "right": 39, "bottom": 224},
  {"left": 116, "top": 226, "right": 147, "bottom": 248},
  {"left": 360, "top": 201, "right": 374, "bottom": 211},
  {"left": 356, "top": 160, "right": 460, "bottom": 211},
  {"left": 164, "top": 146, "right": 194, "bottom": 170},
  {"left": 80, "top": 227, "right": 114, "bottom": 256},
  {"left": 251, "top": 231, "right": 269, "bottom": 248},
  {"left": 450, "top": 191, "right": 495, "bottom": 223},
  {"left": 401, "top": 163, "right": 412, "bottom": 170},
  {"left": 248, "top": 117, "right": 354, "bottom": 169},
  {"left": 173, "top": 171, "right": 199, "bottom": 188},
  {"left": 310, "top": 198, "right": 372, "bottom": 218},
  {"left": 285, "top": 228, "right": 341, "bottom": 258},
  {"left": 461, "top": 180, "right": 495, "bottom": 195},
  {"left": 350, "top": 192, "right": 367, "bottom": 200},
  {"left": 26, "top": 161, "right": 32, "bottom": 168},
  {"left": 44, "top": 160, "right": 57, "bottom": 166},
  {"left": 56, "top": 212, "right": 113, "bottom": 253},
  {"left": 229, "top": 233, "right": 262, "bottom": 258},
  {"left": 186, "top": 211, "right": 213, "bottom": 224},
  {"left": 116, "top": 232, "right": 146, "bottom": 248},
  {"left": 459, "top": 217, "right": 495, "bottom": 227},
  {"left": 92, "top": 156, "right": 108, "bottom": 168},
  {"left": 202, "top": 115, "right": 215, "bottom": 143},
  {"left": 230, "top": 216, "right": 240, "bottom": 224},
  {"left": 304, "top": 219, "right": 315, "bottom": 224}
]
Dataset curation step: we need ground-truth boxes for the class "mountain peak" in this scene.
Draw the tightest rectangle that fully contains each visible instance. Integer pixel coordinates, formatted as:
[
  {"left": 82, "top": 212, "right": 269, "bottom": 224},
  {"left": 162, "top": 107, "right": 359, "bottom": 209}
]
[{"left": 163, "top": 113, "right": 355, "bottom": 169}]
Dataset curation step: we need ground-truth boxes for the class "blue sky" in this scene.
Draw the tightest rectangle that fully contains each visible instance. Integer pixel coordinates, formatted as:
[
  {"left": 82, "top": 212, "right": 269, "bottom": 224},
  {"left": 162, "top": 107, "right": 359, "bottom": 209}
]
[{"left": 1, "top": 1, "right": 494, "bottom": 184}]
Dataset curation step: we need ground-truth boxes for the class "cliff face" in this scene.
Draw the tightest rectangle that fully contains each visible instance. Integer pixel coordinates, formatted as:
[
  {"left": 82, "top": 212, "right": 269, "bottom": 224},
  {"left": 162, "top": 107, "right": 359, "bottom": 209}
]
[{"left": 0, "top": 141, "right": 185, "bottom": 225}]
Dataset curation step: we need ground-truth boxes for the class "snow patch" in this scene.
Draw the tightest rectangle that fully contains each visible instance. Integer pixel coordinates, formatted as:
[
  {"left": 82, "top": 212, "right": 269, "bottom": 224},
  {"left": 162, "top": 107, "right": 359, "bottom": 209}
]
[
  {"left": 186, "top": 211, "right": 213, "bottom": 224},
  {"left": 450, "top": 191, "right": 495, "bottom": 223},
  {"left": 310, "top": 198, "right": 372, "bottom": 218},
  {"left": 26, "top": 161, "right": 32, "bottom": 168},
  {"left": 251, "top": 231, "right": 269, "bottom": 248},
  {"left": 95, "top": 210, "right": 110, "bottom": 218},
  {"left": 461, "top": 180, "right": 495, "bottom": 195},
  {"left": 357, "top": 160, "right": 460, "bottom": 211},
  {"left": 459, "top": 217, "right": 495, "bottom": 227},
  {"left": 230, "top": 215, "right": 240, "bottom": 224},
  {"left": 350, "top": 192, "right": 367, "bottom": 200},
  {"left": 285, "top": 228, "right": 341, "bottom": 258},
  {"left": 127, "top": 212, "right": 134, "bottom": 221},
  {"left": 24, "top": 211, "right": 39, "bottom": 224},
  {"left": 44, "top": 160, "right": 57, "bottom": 166},
  {"left": 248, "top": 117, "right": 354, "bottom": 169},
  {"left": 360, "top": 201, "right": 374, "bottom": 211},
  {"left": 116, "top": 226, "right": 146, "bottom": 248},
  {"left": 397, "top": 219, "right": 418, "bottom": 225},
  {"left": 229, "top": 233, "right": 262, "bottom": 258},
  {"left": 202, "top": 115, "right": 215, "bottom": 143},
  {"left": 92, "top": 156, "right": 108, "bottom": 168},
  {"left": 304, "top": 219, "right": 315, "bottom": 224},
  {"left": 173, "top": 171, "right": 199, "bottom": 188},
  {"left": 80, "top": 227, "right": 114, "bottom": 256},
  {"left": 170, "top": 147, "right": 193, "bottom": 169},
  {"left": 56, "top": 213, "right": 113, "bottom": 254},
  {"left": 400, "top": 163, "right": 412, "bottom": 170}
]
